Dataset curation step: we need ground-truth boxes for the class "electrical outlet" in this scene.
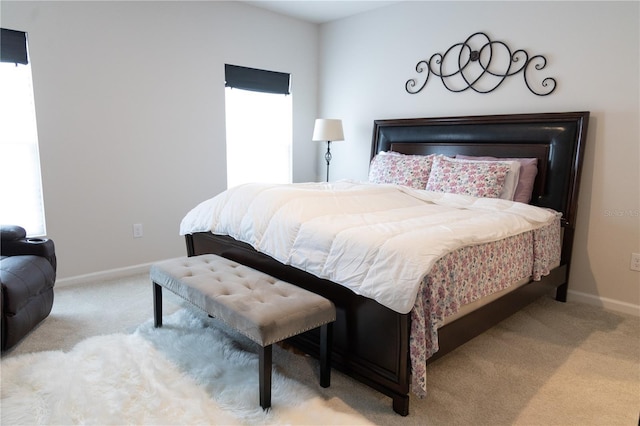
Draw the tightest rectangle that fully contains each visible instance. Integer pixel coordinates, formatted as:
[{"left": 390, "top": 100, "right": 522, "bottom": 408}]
[
  {"left": 631, "top": 253, "right": 640, "bottom": 272},
  {"left": 133, "top": 223, "right": 143, "bottom": 238}
]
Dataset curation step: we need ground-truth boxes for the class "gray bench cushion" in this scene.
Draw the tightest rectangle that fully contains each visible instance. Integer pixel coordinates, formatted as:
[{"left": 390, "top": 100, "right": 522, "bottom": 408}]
[{"left": 150, "top": 254, "right": 336, "bottom": 346}]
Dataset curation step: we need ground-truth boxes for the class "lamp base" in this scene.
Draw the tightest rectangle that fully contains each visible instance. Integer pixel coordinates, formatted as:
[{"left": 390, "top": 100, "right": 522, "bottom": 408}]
[{"left": 325, "top": 141, "right": 332, "bottom": 182}]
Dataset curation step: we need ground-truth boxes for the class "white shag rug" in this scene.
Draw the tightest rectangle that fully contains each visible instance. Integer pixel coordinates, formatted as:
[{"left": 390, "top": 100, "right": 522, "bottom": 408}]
[{"left": 1, "top": 309, "right": 372, "bottom": 425}]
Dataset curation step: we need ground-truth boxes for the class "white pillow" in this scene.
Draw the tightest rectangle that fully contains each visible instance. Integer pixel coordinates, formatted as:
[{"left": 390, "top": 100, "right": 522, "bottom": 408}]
[{"left": 497, "top": 160, "right": 520, "bottom": 200}]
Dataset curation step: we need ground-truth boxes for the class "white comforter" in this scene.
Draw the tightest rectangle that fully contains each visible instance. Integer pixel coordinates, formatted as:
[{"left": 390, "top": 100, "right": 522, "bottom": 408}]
[{"left": 180, "top": 181, "right": 559, "bottom": 314}]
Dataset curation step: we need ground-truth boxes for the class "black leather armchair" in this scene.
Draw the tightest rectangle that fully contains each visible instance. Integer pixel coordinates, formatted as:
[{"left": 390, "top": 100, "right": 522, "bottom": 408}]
[{"left": 1, "top": 225, "right": 56, "bottom": 351}]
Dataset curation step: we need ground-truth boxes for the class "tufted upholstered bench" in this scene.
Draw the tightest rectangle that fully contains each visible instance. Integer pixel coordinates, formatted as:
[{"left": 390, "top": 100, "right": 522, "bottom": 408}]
[{"left": 150, "top": 254, "right": 336, "bottom": 410}]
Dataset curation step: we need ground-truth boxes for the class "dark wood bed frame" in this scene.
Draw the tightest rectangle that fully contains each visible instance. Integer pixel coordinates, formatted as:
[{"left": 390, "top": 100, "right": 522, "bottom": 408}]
[{"left": 185, "top": 111, "right": 590, "bottom": 416}]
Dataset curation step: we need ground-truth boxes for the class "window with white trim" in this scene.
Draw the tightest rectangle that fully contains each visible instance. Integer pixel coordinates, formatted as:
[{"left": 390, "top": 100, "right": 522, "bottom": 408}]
[
  {"left": 224, "top": 64, "right": 292, "bottom": 189},
  {"left": 0, "top": 29, "right": 46, "bottom": 236}
]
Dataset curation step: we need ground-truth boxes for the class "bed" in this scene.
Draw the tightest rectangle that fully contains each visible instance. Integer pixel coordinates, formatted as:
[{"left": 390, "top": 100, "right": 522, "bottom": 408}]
[{"left": 181, "top": 111, "right": 589, "bottom": 415}]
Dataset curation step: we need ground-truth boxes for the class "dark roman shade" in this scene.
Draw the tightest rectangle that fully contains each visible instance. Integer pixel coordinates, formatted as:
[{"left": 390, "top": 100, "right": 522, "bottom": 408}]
[
  {"left": 225, "top": 64, "right": 290, "bottom": 95},
  {"left": 1, "top": 28, "right": 28, "bottom": 65}
]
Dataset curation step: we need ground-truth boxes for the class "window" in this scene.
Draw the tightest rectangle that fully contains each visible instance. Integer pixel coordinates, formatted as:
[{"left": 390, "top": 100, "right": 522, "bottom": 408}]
[
  {"left": 0, "top": 29, "right": 46, "bottom": 236},
  {"left": 224, "top": 64, "right": 292, "bottom": 189}
]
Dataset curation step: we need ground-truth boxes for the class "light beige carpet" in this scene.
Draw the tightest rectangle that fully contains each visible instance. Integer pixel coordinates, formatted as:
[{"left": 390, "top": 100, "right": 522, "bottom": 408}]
[
  {"left": 3, "top": 274, "right": 639, "bottom": 425},
  {"left": 2, "top": 309, "right": 373, "bottom": 425}
]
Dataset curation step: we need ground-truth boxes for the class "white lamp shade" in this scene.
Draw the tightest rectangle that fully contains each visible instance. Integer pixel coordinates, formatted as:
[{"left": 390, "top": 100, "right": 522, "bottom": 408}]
[{"left": 312, "top": 119, "right": 344, "bottom": 142}]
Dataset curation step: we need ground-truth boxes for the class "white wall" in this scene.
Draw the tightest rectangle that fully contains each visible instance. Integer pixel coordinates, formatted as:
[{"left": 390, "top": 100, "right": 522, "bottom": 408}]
[
  {"left": 1, "top": 1, "right": 319, "bottom": 279},
  {"left": 3, "top": 1, "right": 638, "bottom": 313},
  {"left": 318, "top": 1, "right": 640, "bottom": 312}
]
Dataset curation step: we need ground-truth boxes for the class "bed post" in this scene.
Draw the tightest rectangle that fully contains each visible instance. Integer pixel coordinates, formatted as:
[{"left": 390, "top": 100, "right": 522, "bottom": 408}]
[
  {"left": 185, "top": 234, "right": 195, "bottom": 257},
  {"left": 393, "top": 394, "right": 410, "bottom": 416},
  {"left": 556, "top": 111, "right": 589, "bottom": 303},
  {"left": 556, "top": 225, "right": 575, "bottom": 302}
]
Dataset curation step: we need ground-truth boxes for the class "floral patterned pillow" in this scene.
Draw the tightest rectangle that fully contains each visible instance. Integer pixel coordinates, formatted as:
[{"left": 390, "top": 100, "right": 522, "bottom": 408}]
[
  {"left": 426, "top": 155, "right": 511, "bottom": 198},
  {"left": 456, "top": 155, "right": 537, "bottom": 203},
  {"left": 368, "top": 152, "right": 434, "bottom": 189}
]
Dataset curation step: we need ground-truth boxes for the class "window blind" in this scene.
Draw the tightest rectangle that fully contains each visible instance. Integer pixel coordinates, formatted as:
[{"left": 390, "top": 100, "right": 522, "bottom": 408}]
[
  {"left": 225, "top": 64, "right": 290, "bottom": 95},
  {"left": 1, "top": 28, "right": 28, "bottom": 65}
]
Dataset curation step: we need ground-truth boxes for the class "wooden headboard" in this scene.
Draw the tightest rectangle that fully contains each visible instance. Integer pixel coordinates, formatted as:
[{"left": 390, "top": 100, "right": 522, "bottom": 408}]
[{"left": 371, "top": 112, "right": 590, "bottom": 232}]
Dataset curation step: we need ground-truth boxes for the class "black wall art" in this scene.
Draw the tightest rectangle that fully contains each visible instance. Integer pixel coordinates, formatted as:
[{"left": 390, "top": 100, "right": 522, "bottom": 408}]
[{"left": 406, "top": 32, "right": 557, "bottom": 96}]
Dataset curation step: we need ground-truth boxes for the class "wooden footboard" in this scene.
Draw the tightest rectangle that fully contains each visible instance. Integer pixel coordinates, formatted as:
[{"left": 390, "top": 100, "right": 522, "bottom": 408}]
[
  {"left": 186, "top": 232, "right": 568, "bottom": 415},
  {"left": 186, "top": 232, "right": 412, "bottom": 415}
]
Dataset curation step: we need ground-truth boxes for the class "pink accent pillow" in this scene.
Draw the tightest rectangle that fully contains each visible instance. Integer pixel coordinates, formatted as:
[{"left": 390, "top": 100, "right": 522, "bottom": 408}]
[
  {"left": 456, "top": 155, "right": 538, "bottom": 203},
  {"left": 426, "top": 155, "right": 511, "bottom": 198},
  {"left": 369, "top": 152, "right": 434, "bottom": 189}
]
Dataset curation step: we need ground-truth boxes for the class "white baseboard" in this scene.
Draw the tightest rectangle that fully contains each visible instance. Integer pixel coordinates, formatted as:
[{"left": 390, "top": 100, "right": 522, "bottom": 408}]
[
  {"left": 567, "top": 290, "right": 640, "bottom": 317},
  {"left": 56, "top": 261, "right": 160, "bottom": 288},
  {"left": 57, "top": 257, "right": 187, "bottom": 288},
  {"left": 56, "top": 265, "right": 640, "bottom": 318}
]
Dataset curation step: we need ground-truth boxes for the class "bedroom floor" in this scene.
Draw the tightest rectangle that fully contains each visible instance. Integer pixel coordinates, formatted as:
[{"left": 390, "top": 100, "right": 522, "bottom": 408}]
[{"left": 4, "top": 274, "right": 639, "bottom": 425}]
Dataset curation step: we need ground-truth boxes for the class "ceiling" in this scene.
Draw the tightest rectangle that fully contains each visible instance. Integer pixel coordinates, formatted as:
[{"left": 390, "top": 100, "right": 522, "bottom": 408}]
[{"left": 242, "top": 1, "right": 400, "bottom": 24}]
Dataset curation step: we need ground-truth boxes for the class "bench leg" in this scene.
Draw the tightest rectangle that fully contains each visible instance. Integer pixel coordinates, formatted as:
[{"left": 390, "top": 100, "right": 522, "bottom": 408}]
[
  {"left": 320, "top": 322, "right": 333, "bottom": 388},
  {"left": 259, "top": 344, "right": 272, "bottom": 410},
  {"left": 153, "top": 282, "right": 162, "bottom": 328}
]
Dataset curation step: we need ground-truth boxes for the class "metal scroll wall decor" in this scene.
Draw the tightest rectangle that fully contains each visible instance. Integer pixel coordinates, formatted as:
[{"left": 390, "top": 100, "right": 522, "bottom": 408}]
[{"left": 405, "top": 32, "right": 557, "bottom": 96}]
